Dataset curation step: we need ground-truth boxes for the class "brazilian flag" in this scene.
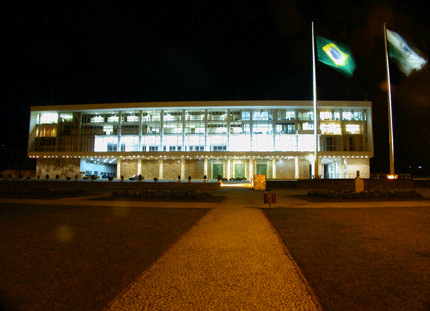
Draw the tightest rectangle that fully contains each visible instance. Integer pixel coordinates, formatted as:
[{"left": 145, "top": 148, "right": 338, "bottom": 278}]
[{"left": 316, "top": 35, "right": 356, "bottom": 77}]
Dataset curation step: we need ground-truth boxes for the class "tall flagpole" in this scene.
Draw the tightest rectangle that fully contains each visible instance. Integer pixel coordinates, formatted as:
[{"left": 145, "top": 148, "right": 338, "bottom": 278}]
[
  {"left": 311, "top": 21, "right": 319, "bottom": 179},
  {"left": 383, "top": 23, "right": 395, "bottom": 176}
]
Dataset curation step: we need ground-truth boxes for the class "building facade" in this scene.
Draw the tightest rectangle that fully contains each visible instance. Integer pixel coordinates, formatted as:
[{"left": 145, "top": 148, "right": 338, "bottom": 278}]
[{"left": 28, "top": 100, "right": 373, "bottom": 180}]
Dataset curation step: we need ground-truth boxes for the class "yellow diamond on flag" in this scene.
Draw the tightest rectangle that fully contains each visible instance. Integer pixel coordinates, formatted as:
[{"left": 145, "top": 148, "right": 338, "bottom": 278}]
[{"left": 322, "top": 43, "right": 349, "bottom": 67}]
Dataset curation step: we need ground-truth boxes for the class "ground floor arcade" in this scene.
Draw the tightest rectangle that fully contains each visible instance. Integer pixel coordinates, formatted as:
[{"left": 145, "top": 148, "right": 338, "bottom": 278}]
[{"left": 34, "top": 154, "right": 370, "bottom": 180}]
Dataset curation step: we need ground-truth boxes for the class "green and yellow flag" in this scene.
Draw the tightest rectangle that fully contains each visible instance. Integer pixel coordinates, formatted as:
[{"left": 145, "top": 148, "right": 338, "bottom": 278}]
[{"left": 316, "top": 35, "right": 356, "bottom": 77}]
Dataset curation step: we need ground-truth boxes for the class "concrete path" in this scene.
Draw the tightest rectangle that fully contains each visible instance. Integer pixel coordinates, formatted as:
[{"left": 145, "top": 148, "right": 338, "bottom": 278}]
[{"left": 107, "top": 207, "right": 320, "bottom": 311}]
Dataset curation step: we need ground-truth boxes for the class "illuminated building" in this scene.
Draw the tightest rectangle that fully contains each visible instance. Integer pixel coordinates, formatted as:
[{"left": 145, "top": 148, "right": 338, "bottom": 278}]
[{"left": 28, "top": 100, "right": 373, "bottom": 179}]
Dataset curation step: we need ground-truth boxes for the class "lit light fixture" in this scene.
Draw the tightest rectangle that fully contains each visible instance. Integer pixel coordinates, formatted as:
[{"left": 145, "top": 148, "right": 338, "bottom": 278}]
[{"left": 387, "top": 175, "right": 398, "bottom": 180}]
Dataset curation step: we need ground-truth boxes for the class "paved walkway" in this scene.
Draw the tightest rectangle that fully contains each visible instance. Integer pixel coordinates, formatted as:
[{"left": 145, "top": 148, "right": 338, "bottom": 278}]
[{"left": 107, "top": 207, "right": 319, "bottom": 311}]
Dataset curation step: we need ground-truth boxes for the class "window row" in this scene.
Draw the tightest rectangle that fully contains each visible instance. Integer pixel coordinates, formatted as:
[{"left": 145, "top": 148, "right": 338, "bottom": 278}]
[{"left": 36, "top": 109, "right": 367, "bottom": 125}]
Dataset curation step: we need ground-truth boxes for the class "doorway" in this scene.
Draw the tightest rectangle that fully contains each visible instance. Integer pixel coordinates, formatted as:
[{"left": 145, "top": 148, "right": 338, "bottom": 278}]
[
  {"left": 256, "top": 164, "right": 267, "bottom": 176},
  {"left": 234, "top": 164, "right": 245, "bottom": 179},
  {"left": 212, "top": 164, "right": 223, "bottom": 179}
]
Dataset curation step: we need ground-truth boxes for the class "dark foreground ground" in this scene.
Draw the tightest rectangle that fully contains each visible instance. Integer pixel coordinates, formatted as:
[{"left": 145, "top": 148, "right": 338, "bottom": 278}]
[
  {"left": 1, "top": 203, "right": 429, "bottom": 310},
  {"left": 0, "top": 204, "right": 208, "bottom": 311},
  {"left": 264, "top": 207, "right": 430, "bottom": 311}
]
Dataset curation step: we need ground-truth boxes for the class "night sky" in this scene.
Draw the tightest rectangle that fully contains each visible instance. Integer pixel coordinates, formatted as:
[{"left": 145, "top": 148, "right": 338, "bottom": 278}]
[{"left": 2, "top": 0, "right": 429, "bottom": 175}]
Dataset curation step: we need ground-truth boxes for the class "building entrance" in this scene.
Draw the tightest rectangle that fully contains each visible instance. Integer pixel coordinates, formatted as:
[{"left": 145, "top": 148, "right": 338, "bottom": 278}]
[
  {"left": 212, "top": 164, "right": 223, "bottom": 179},
  {"left": 256, "top": 164, "right": 267, "bottom": 175},
  {"left": 80, "top": 159, "right": 116, "bottom": 178},
  {"left": 234, "top": 164, "right": 245, "bottom": 179}
]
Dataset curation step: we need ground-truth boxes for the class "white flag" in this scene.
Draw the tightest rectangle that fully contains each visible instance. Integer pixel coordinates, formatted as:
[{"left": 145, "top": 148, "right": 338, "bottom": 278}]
[{"left": 386, "top": 29, "right": 427, "bottom": 76}]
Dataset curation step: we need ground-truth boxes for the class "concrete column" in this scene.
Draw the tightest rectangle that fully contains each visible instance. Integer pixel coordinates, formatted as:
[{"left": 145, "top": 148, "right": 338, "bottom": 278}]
[
  {"left": 181, "top": 158, "right": 185, "bottom": 178},
  {"left": 204, "top": 109, "right": 208, "bottom": 151},
  {"left": 182, "top": 110, "right": 186, "bottom": 150},
  {"left": 249, "top": 158, "right": 254, "bottom": 179},
  {"left": 118, "top": 111, "right": 122, "bottom": 151},
  {"left": 227, "top": 158, "right": 231, "bottom": 180},
  {"left": 341, "top": 158, "right": 346, "bottom": 178},
  {"left": 272, "top": 158, "right": 276, "bottom": 179},
  {"left": 204, "top": 158, "right": 208, "bottom": 178},
  {"left": 159, "top": 110, "right": 164, "bottom": 150},
  {"left": 77, "top": 112, "right": 82, "bottom": 151},
  {"left": 138, "top": 111, "right": 143, "bottom": 150},
  {"left": 159, "top": 158, "right": 164, "bottom": 180},
  {"left": 116, "top": 158, "right": 122, "bottom": 179},
  {"left": 227, "top": 109, "right": 230, "bottom": 151},
  {"left": 55, "top": 113, "right": 60, "bottom": 152},
  {"left": 295, "top": 157, "right": 300, "bottom": 179},
  {"left": 137, "top": 158, "right": 142, "bottom": 176}
]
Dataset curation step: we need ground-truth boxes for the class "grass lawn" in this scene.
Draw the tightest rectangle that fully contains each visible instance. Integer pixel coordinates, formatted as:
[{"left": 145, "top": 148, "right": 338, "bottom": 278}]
[
  {"left": 0, "top": 203, "right": 209, "bottom": 311},
  {"left": 264, "top": 207, "right": 430, "bottom": 311}
]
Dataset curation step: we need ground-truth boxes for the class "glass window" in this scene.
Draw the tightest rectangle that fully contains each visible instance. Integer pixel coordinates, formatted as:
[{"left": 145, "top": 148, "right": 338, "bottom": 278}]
[
  {"left": 60, "top": 113, "right": 73, "bottom": 122},
  {"left": 164, "top": 124, "right": 182, "bottom": 134},
  {"left": 253, "top": 123, "right": 272, "bottom": 134},
  {"left": 38, "top": 113, "right": 58, "bottom": 124},
  {"left": 103, "top": 125, "right": 113, "bottom": 135},
  {"left": 276, "top": 123, "right": 295, "bottom": 134},
  {"left": 211, "top": 146, "right": 227, "bottom": 151},
  {"left": 36, "top": 126, "right": 57, "bottom": 137},
  {"left": 298, "top": 111, "right": 313, "bottom": 121},
  {"left": 342, "top": 112, "right": 353, "bottom": 121},
  {"left": 320, "top": 111, "right": 332, "bottom": 120},
  {"left": 345, "top": 124, "right": 361, "bottom": 134},
  {"left": 252, "top": 111, "right": 269, "bottom": 121},
  {"left": 302, "top": 122, "right": 314, "bottom": 130},
  {"left": 126, "top": 115, "right": 139, "bottom": 122},
  {"left": 321, "top": 122, "right": 341, "bottom": 135},
  {"left": 353, "top": 112, "right": 363, "bottom": 121},
  {"left": 286, "top": 111, "right": 295, "bottom": 120},
  {"left": 91, "top": 115, "right": 105, "bottom": 123},
  {"left": 241, "top": 111, "right": 250, "bottom": 120},
  {"left": 107, "top": 115, "right": 119, "bottom": 123}
]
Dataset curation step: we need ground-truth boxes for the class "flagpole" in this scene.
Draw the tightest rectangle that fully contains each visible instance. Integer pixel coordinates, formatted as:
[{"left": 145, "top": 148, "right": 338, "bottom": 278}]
[
  {"left": 311, "top": 21, "right": 319, "bottom": 179},
  {"left": 383, "top": 23, "right": 395, "bottom": 176}
]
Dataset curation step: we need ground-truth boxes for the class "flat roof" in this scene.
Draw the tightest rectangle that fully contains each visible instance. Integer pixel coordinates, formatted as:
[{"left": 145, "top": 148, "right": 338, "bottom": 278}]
[{"left": 30, "top": 100, "right": 372, "bottom": 112}]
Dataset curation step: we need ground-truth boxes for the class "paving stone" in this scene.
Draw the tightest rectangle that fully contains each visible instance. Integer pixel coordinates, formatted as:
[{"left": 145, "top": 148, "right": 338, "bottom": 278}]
[{"left": 107, "top": 208, "right": 319, "bottom": 310}]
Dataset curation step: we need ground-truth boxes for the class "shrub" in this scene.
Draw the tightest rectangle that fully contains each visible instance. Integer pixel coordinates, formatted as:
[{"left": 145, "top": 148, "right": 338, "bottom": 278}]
[{"left": 307, "top": 189, "right": 422, "bottom": 199}]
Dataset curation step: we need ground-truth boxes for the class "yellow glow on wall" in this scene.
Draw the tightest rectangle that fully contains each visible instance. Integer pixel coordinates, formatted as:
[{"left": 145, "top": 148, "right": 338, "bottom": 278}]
[{"left": 36, "top": 126, "right": 57, "bottom": 137}]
